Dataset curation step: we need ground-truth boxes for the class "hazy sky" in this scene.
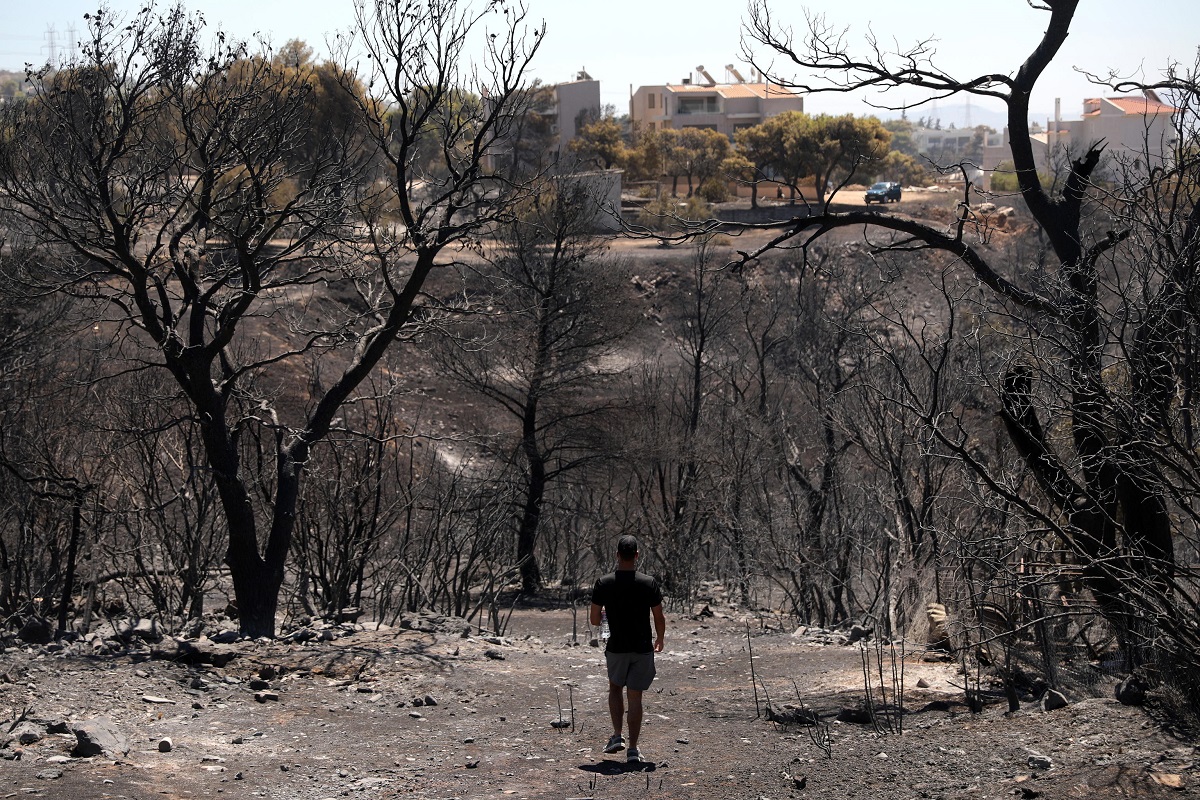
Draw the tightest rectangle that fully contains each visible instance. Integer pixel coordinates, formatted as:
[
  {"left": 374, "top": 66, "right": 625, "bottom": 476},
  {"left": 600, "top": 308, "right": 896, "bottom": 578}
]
[{"left": 3, "top": 0, "right": 1198, "bottom": 122}]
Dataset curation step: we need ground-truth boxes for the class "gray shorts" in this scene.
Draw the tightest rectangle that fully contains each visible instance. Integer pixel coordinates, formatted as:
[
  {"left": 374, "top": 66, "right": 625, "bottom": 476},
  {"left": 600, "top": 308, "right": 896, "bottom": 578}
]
[{"left": 605, "top": 650, "right": 656, "bottom": 691}]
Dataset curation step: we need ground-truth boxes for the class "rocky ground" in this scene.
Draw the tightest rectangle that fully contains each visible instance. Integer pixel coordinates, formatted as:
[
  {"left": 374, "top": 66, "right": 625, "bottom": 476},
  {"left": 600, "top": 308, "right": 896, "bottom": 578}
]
[{"left": 1, "top": 605, "right": 1195, "bottom": 800}]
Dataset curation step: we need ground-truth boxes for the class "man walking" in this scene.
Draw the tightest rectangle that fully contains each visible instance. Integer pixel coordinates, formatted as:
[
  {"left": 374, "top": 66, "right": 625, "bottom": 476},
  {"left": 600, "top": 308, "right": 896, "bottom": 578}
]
[{"left": 590, "top": 535, "right": 666, "bottom": 764}]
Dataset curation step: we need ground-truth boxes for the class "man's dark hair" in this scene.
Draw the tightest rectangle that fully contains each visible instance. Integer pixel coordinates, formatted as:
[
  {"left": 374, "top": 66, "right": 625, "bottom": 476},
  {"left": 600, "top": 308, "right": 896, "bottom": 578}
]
[{"left": 617, "top": 534, "right": 639, "bottom": 559}]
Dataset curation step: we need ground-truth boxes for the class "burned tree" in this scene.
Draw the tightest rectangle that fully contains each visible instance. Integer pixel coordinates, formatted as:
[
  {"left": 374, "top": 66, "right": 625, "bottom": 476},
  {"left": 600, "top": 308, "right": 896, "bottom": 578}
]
[
  {"left": 0, "top": 0, "right": 543, "bottom": 636},
  {"left": 738, "top": 0, "right": 1200, "bottom": 685}
]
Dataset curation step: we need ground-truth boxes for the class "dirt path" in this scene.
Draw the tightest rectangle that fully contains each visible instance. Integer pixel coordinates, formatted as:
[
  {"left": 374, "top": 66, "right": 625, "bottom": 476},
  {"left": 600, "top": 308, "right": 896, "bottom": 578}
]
[{"left": 1, "top": 607, "right": 1194, "bottom": 799}]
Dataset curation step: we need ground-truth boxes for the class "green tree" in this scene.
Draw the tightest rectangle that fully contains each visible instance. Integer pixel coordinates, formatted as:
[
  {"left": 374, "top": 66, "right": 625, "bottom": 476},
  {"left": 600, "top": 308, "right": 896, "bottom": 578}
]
[
  {"left": 569, "top": 115, "right": 627, "bottom": 170},
  {"left": 659, "top": 127, "right": 731, "bottom": 198},
  {"left": 876, "top": 150, "right": 929, "bottom": 186},
  {"left": 883, "top": 118, "right": 920, "bottom": 158},
  {"left": 795, "top": 113, "right": 891, "bottom": 203},
  {"left": 733, "top": 121, "right": 780, "bottom": 208}
]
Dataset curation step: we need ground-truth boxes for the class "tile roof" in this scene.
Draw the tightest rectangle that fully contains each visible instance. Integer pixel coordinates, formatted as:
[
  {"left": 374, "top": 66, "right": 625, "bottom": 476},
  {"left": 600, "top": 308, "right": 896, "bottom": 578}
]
[
  {"left": 1103, "top": 96, "right": 1177, "bottom": 115},
  {"left": 663, "top": 82, "right": 801, "bottom": 99}
]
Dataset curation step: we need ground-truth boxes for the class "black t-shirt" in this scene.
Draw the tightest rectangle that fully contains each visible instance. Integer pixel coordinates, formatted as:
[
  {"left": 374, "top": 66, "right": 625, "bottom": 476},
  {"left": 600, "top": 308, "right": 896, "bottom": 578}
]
[{"left": 591, "top": 570, "right": 663, "bottom": 653}]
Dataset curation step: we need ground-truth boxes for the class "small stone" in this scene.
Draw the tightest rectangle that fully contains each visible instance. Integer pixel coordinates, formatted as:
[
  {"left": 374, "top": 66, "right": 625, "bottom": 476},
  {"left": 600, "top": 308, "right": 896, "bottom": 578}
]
[
  {"left": 465, "top": 758, "right": 479, "bottom": 769},
  {"left": 676, "top": 738, "right": 689, "bottom": 744},
  {"left": 253, "top": 691, "right": 279, "bottom": 703},
  {"left": 792, "top": 774, "right": 807, "bottom": 789},
  {"left": 142, "top": 695, "right": 175, "bottom": 705},
  {"left": 280, "top": 764, "right": 289, "bottom": 772},
  {"left": 232, "top": 737, "right": 244, "bottom": 745},
  {"left": 258, "top": 666, "right": 278, "bottom": 680},
  {"left": 234, "top": 771, "right": 244, "bottom": 780},
  {"left": 248, "top": 679, "right": 270, "bottom": 691},
  {"left": 411, "top": 696, "right": 424, "bottom": 707},
  {"left": 409, "top": 712, "right": 423, "bottom": 719},
  {"left": 71, "top": 717, "right": 129, "bottom": 758},
  {"left": 35, "top": 769, "right": 62, "bottom": 780},
  {"left": 423, "top": 694, "right": 438, "bottom": 706},
  {"left": 484, "top": 649, "right": 506, "bottom": 660},
  {"left": 1150, "top": 773, "right": 1184, "bottom": 790},
  {"left": 916, "top": 678, "right": 930, "bottom": 688},
  {"left": 1027, "top": 754, "right": 1053, "bottom": 770},
  {"left": 463, "top": 737, "right": 475, "bottom": 744},
  {"left": 158, "top": 738, "right": 173, "bottom": 753}
]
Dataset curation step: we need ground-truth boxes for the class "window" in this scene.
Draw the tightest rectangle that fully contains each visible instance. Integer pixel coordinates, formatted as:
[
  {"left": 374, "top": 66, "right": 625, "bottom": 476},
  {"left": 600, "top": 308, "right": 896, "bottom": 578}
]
[
  {"left": 647, "top": 93, "right": 655, "bottom": 110},
  {"left": 677, "top": 96, "right": 719, "bottom": 115}
]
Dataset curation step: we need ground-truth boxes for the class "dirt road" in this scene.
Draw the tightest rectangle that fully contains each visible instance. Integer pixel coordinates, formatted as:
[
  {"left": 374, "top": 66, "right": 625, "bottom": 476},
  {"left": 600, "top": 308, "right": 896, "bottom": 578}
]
[{"left": 0, "top": 607, "right": 1193, "bottom": 799}]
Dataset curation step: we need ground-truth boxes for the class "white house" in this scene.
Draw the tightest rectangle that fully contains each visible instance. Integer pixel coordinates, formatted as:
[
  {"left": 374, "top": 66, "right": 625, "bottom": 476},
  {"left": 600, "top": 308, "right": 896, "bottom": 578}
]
[
  {"left": 630, "top": 66, "right": 804, "bottom": 137},
  {"left": 982, "top": 92, "right": 1178, "bottom": 187}
]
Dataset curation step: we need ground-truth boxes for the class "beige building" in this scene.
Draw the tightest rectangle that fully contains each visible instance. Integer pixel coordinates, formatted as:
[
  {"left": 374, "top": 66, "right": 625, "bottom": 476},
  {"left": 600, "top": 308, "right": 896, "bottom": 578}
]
[
  {"left": 540, "top": 74, "right": 602, "bottom": 156},
  {"left": 630, "top": 67, "right": 804, "bottom": 136},
  {"left": 982, "top": 92, "right": 1178, "bottom": 186},
  {"left": 484, "top": 72, "right": 601, "bottom": 173}
]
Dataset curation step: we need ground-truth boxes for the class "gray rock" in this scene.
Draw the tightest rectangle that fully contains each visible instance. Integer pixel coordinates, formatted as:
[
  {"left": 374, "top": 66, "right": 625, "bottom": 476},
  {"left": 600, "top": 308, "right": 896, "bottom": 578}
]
[
  {"left": 35, "top": 769, "right": 62, "bottom": 780},
  {"left": 18, "top": 617, "right": 53, "bottom": 645},
  {"left": 7, "top": 722, "right": 44, "bottom": 746},
  {"left": 1027, "top": 753, "right": 1053, "bottom": 770},
  {"left": 253, "top": 691, "right": 280, "bottom": 703},
  {"left": 836, "top": 707, "right": 874, "bottom": 724},
  {"left": 122, "top": 618, "right": 162, "bottom": 643},
  {"left": 766, "top": 705, "right": 819, "bottom": 726},
  {"left": 1043, "top": 689, "right": 1068, "bottom": 711},
  {"left": 1115, "top": 676, "right": 1147, "bottom": 706},
  {"left": 151, "top": 637, "right": 237, "bottom": 667},
  {"left": 484, "top": 649, "right": 506, "bottom": 661},
  {"left": 178, "top": 618, "right": 205, "bottom": 639},
  {"left": 845, "top": 624, "right": 872, "bottom": 645},
  {"left": 423, "top": 694, "right": 438, "bottom": 707},
  {"left": 248, "top": 679, "right": 271, "bottom": 691},
  {"left": 71, "top": 717, "right": 129, "bottom": 758}
]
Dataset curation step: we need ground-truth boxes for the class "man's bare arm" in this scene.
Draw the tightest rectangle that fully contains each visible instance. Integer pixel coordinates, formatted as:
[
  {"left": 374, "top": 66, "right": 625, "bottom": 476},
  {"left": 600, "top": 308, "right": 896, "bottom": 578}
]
[
  {"left": 652, "top": 604, "right": 666, "bottom": 652},
  {"left": 590, "top": 602, "right": 603, "bottom": 628}
]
